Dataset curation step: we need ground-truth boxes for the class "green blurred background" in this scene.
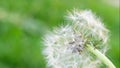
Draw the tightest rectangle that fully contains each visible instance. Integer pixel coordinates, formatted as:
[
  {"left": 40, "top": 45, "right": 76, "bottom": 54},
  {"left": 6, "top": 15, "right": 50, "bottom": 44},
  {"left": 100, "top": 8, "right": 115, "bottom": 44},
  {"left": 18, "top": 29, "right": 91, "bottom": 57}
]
[{"left": 0, "top": 0, "right": 119, "bottom": 68}]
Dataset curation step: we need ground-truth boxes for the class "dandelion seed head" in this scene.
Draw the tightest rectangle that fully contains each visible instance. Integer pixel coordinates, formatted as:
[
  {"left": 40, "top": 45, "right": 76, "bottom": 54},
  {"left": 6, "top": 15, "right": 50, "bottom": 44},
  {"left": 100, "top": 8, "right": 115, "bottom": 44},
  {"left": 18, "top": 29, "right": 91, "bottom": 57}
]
[{"left": 43, "top": 10, "right": 109, "bottom": 68}]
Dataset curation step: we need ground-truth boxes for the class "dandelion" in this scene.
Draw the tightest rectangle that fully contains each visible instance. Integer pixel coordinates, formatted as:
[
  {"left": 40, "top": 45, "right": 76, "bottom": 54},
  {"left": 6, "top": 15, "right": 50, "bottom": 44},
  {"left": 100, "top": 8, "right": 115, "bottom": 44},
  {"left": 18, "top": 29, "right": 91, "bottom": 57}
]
[{"left": 43, "top": 10, "right": 116, "bottom": 68}]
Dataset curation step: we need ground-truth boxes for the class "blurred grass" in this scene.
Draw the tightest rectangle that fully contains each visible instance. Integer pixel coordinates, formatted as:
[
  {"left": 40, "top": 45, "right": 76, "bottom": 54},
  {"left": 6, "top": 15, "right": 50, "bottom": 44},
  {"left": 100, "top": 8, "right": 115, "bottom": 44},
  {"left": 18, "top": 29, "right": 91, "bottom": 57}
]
[{"left": 0, "top": 0, "right": 119, "bottom": 68}]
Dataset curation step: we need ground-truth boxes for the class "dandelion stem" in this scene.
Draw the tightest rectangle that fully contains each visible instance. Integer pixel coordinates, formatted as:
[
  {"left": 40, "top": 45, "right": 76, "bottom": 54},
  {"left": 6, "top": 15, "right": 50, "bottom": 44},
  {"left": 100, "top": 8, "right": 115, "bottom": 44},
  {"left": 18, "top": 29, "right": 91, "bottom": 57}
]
[{"left": 86, "top": 45, "right": 116, "bottom": 68}]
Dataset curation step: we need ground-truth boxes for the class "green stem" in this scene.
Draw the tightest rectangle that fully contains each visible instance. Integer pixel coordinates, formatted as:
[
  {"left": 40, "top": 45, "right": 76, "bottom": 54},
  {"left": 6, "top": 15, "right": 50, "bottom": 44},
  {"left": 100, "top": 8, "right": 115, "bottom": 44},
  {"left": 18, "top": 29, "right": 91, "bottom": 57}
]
[{"left": 86, "top": 45, "right": 116, "bottom": 68}]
